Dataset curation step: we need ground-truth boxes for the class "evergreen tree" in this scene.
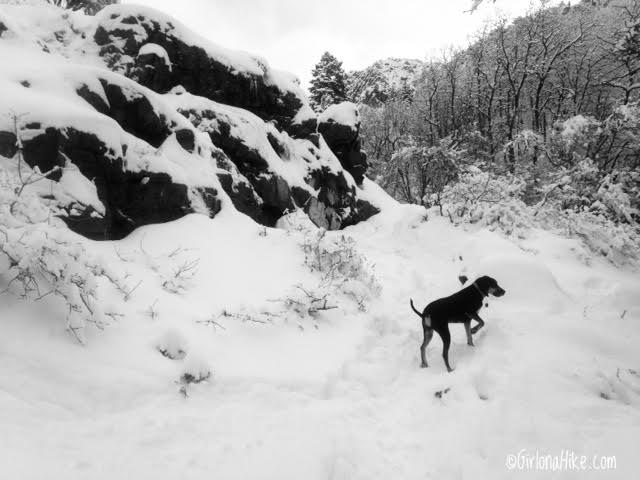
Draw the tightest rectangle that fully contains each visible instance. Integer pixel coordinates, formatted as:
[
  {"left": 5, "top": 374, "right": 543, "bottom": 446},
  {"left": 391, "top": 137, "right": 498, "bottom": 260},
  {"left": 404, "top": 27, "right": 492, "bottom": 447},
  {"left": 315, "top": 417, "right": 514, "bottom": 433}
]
[{"left": 309, "top": 52, "right": 347, "bottom": 112}]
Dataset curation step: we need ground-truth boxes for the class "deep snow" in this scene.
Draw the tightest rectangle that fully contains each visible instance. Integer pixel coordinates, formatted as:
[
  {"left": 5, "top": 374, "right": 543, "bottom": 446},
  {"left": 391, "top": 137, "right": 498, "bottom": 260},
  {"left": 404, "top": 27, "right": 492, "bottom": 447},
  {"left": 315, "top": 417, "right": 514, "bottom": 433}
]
[{"left": 1, "top": 181, "right": 639, "bottom": 479}]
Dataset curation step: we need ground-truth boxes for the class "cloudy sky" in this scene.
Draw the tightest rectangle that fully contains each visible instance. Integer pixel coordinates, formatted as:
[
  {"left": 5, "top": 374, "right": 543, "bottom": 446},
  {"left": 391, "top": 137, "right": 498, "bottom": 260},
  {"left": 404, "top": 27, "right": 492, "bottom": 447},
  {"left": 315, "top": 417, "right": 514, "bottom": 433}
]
[{"left": 128, "top": 0, "right": 546, "bottom": 86}]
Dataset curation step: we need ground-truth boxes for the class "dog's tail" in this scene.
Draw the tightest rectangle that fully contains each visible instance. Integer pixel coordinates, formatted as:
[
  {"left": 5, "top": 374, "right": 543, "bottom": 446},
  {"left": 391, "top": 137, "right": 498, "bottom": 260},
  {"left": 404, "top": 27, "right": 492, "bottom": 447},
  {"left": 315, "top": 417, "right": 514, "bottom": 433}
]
[{"left": 409, "top": 299, "right": 423, "bottom": 318}]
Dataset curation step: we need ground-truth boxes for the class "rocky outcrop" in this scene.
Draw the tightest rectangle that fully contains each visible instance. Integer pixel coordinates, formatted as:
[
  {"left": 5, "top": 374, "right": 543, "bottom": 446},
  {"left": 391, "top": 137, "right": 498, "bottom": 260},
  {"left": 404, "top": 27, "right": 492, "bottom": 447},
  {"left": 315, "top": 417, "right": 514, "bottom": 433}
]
[
  {"left": 170, "top": 90, "right": 377, "bottom": 229},
  {"left": 93, "top": 6, "right": 310, "bottom": 138},
  {"left": 0, "top": 4, "right": 379, "bottom": 240},
  {"left": 2, "top": 122, "right": 221, "bottom": 240},
  {"left": 318, "top": 103, "right": 368, "bottom": 186},
  {"left": 0, "top": 65, "right": 224, "bottom": 240}
]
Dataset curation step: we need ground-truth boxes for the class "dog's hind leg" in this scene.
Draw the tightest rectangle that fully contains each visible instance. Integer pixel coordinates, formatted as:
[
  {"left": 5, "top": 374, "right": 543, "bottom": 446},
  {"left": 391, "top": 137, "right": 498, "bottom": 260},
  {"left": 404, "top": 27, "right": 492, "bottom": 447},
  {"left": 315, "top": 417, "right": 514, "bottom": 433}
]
[
  {"left": 464, "top": 321, "right": 474, "bottom": 346},
  {"left": 438, "top": 326, "right": 454, "bottom": 373},
  {"left": 420, "top": 325, "right": 433, "bottom": 368}
]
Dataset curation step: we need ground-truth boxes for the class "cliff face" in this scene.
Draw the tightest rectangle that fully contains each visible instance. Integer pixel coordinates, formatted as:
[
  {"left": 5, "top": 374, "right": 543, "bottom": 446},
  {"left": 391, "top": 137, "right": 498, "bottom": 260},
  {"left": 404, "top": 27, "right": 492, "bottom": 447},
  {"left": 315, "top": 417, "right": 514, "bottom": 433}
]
[{"left": 0, "top": 4, "right": 377, "bottom": 240}]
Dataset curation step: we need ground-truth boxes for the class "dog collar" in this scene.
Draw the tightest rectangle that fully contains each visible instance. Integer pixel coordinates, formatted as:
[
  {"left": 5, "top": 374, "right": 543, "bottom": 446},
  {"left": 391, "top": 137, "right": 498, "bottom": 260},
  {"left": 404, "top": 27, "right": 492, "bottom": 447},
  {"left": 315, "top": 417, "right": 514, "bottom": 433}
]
[{"left": 472, "top": 282, "right": 486, "bottom": 298}]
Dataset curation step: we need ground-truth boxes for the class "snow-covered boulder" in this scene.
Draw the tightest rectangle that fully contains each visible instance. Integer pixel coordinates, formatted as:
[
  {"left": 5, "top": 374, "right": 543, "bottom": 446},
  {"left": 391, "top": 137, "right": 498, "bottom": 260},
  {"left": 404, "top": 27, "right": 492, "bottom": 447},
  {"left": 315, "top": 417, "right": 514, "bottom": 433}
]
[
  {"left": 318, "top": 102, "right": 368, "bottom": 185},
  {"left": 134, "top": 42, "right": 173, "bottom": 93}
]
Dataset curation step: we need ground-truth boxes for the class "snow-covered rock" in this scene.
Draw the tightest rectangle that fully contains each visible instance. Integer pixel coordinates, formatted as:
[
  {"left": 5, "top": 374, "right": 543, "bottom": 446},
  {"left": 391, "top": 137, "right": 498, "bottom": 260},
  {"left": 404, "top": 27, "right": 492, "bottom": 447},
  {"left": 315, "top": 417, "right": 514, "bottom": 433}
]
[
  {"left": 0, "top": 3, "right": 378, "bottom": 238},
  {"left": 92, "top": 4, "right": 310, "bottom": 136},
  {"left": 318, "top": 102, "right": 368, "bottom": 185}
]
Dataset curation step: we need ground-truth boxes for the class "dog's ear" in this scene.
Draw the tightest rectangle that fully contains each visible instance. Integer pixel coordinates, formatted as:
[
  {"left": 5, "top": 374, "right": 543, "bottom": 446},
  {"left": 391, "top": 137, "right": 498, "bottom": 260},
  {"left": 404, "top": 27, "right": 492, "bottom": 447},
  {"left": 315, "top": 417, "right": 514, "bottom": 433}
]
[{"left": 458, "top": 275, "right": 468, "bottom": 285}]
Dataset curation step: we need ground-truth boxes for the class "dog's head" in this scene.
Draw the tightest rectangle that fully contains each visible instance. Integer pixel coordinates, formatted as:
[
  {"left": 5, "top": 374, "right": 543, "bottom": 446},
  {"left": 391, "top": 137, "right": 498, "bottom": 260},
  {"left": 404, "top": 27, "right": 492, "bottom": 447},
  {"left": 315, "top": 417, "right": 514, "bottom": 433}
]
[{"left": 475, "top": 276, "right": 506, "bottom": 297}]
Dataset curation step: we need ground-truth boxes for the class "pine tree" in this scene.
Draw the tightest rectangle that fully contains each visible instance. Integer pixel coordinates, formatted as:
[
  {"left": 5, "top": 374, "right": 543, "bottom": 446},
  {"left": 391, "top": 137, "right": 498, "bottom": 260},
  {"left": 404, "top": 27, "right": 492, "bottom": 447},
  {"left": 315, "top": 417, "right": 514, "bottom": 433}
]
[{"left": 309, "top": 52, "right": 348, "bottom": 112}]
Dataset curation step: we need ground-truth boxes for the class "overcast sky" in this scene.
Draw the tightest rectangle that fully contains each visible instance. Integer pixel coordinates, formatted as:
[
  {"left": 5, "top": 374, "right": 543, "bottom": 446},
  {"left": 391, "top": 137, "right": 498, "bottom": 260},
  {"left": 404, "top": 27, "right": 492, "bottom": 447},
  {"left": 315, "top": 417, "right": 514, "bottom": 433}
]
[{"left": 128, "top": 0, "right": 547, "bottom": 87}]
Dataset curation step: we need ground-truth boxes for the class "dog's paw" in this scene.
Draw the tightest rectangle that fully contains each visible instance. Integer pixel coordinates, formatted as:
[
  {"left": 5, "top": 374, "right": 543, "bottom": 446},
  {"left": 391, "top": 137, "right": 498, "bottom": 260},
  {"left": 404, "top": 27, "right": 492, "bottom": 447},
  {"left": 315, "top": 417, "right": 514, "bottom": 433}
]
[
  {"left": 467, "top": 342, "right": 475, "bottom": 347},
  {"left": 421, "top": 362, "right": 429, "bottom": 368}
]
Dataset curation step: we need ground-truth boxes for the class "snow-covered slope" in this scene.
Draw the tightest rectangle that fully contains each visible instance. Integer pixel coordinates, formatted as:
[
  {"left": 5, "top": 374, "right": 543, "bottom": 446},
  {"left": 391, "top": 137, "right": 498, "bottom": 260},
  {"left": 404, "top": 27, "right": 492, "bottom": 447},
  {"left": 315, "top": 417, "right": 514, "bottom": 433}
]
[
  {"left": 347, "top": 58, "right": 424, "bottom": 105},
  {"left": 1, "top": 180, "right": 639, "bottom": 479}
]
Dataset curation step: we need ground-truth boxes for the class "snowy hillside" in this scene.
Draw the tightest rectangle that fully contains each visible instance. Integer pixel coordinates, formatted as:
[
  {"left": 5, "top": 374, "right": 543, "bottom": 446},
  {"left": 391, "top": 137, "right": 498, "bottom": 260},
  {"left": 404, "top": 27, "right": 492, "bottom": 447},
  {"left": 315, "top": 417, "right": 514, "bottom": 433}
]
[
  {"left": 1, "top": 2, "right": 640, "bottom": 480},
  {"left": 2, "top": 187, "right": 640, "bottom": 479},
  {"left": 347, "top": 58, "right": 424, "bottom": 105}
]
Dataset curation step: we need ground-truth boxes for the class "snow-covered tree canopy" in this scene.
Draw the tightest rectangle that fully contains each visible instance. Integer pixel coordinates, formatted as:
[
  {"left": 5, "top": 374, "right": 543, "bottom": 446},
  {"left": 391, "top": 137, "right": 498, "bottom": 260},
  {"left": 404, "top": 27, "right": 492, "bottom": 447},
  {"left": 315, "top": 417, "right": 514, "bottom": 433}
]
[{"left": 309, "top": 51, "right": 348, "bottom": 112}]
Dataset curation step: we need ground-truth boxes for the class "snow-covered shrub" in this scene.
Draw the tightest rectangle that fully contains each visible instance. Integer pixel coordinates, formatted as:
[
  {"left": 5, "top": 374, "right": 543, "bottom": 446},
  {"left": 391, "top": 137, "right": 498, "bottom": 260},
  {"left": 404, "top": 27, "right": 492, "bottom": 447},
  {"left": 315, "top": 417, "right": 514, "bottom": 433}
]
[
  {"left": 178, "top": 353, "right": 212, "bottom": 397},
  {"left": 436, "top": 163, "right": 639, "bottom": 266},
  {"left": 542, "top": 160, "right": 639, "bottom": 224},
  {"left": 301, "top": 229, "right": 380, "bottom": 310},
  {"left": 0, "top": 165, "right": 124, "bottom": 343},
  {"left": 386, "top": 139, "right": 461, "bottom": 205},
  {"left": 281, "top": 285, "right": 338, "bottom": 320},
  {"left": 251, "top": 228, "right": 382, "bottom": 325},
  {"left": 538, "top": 209, "right": 640, "bottom": 267},
  {"left": 549, "top": 115, "right": 601, "bottom": 165},
  {"left": 504, "top": 129, "right": 546, "bottom": 165},
  {"left": 437, "top": 167, "right": 532, "bottom": 237},
  {"left": 116, "top": 243, "right": 199, "bottom": 295},
  {"left": 549, "top": 104, "right": 640, "bottom": 171}
]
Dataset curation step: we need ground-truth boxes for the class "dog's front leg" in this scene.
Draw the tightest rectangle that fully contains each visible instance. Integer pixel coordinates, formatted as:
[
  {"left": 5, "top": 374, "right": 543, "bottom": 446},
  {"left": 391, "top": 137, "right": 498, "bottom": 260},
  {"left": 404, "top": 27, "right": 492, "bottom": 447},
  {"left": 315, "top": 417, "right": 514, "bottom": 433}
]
[
  {"left": 464, "top": 321, "right": 474, "bottom": 346},
  {"left": 470, "top": 313, "right": 485, "bottom": 334}
]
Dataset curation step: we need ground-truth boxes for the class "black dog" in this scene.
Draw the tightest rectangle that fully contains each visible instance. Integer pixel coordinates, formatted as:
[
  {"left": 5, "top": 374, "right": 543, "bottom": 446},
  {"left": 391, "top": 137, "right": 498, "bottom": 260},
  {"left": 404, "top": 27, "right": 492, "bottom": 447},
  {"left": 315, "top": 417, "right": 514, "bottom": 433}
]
[{"left": 410, "top": 276, "right": 505, "bottom": 372}]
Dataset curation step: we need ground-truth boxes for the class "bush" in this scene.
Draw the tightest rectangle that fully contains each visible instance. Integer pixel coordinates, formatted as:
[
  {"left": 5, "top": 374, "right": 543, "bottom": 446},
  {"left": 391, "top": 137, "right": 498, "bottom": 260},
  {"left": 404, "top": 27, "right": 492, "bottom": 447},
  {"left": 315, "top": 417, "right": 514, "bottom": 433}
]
[
  {"left": 0, "top": 157, "right": 124, "bottom": 343},
  {"left": 383, "top": 139, "right": 461, "bottom": 205},
  {"left": 300, "top": 228, "right": 380, "bottom": 312},
  {"left": 436, "top": 165, "right": 640, "bottom": 267},
  {"left": 543, "top": 160, "right": 639, "bottom": 224},
  {"left": 437, "top": 167, "right": 532, "bottom": 237},
  {"left": 538, "top": 209, "right": 640, "bottom": 267}
]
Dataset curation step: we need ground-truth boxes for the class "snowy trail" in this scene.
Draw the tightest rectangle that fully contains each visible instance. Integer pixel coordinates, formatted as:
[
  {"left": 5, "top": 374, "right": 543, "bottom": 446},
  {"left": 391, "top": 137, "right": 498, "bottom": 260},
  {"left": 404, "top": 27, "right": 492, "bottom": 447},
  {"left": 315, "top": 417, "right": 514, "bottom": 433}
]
[{"left": 2, "top": 206, "right": 640, "bottom": 479}]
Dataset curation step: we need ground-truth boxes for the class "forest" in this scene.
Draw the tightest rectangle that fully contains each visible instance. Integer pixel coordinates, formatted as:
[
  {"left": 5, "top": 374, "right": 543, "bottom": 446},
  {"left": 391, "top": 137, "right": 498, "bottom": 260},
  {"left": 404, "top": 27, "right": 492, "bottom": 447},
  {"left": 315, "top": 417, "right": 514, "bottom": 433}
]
[{"left": 335, "top": 0, "right": 640, "bottom": 265}]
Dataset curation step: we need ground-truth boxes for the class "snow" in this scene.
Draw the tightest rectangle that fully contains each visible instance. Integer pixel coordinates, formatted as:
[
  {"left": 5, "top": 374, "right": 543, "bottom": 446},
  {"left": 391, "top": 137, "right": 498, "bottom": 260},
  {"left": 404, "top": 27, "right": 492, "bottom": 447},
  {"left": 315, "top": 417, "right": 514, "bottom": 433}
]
[
  {"left": 56, "top": 163, "right": 106, "bottom": 214},
  {"left": 155, "top": 328, "right": 188, "bottom": 360},
  {"left": 292, "top": 103, "right": 316, "bottom": 124},
  {"left": 138, "top": 42, "right": 172, "bottom": 69},
  {"left": 354, "top": 57, "right": 423, "bottom": 90},
  {"left": 2, "top": 3, "right": 639, "bottom": 479},
  {"left": 0, "top": 3, "right": 310, "bottom": 105},
  {"left": 347, "top": 57, "right": 423, "bottom": 103},
  {"left": 95, "top": 4, "right": 267, "bottom": 76},
  {"left": 560, "top": 114, "right": 598, "bottom": 142},
  {"left": 2, "top": 196, "right": 639, "bottom": 479},
  {"left": 319, "top": 101, "right": 360, "bottom": 129}
]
